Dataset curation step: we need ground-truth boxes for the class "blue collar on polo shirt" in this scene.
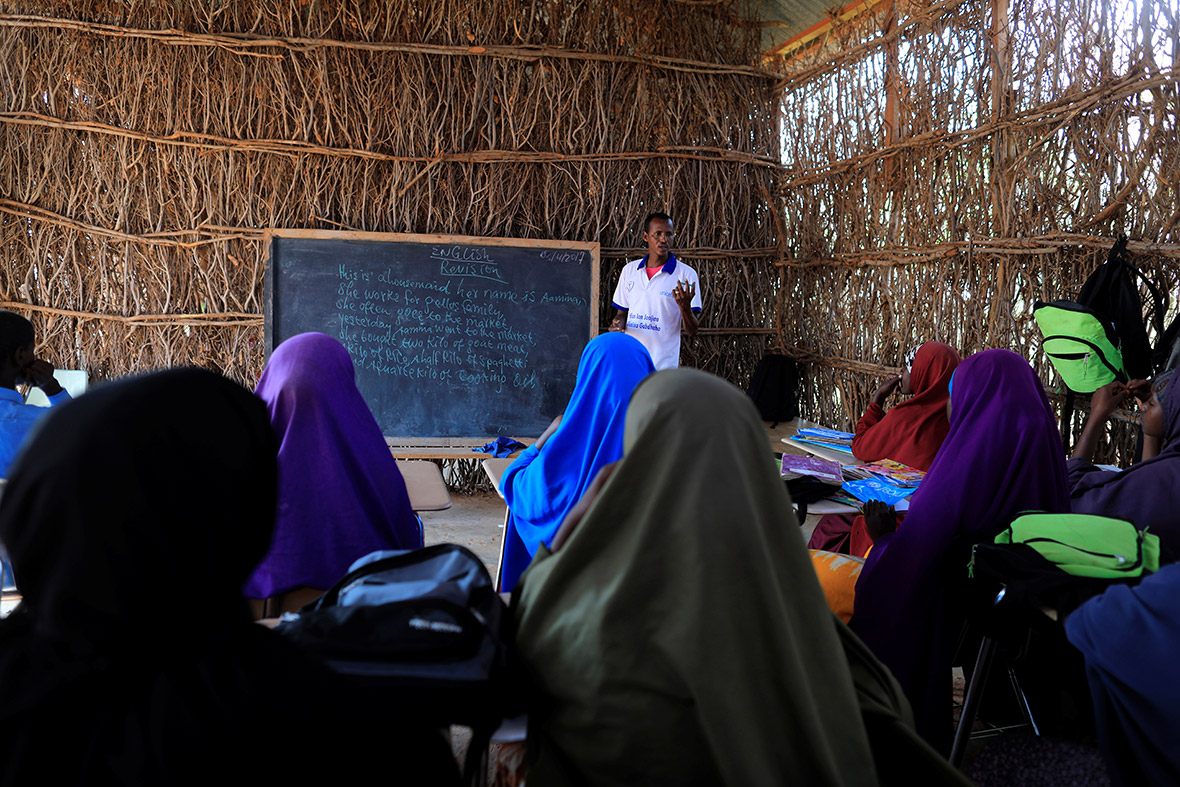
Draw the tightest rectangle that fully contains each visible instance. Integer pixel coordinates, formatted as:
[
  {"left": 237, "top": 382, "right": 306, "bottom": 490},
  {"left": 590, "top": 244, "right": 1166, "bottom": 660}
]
[{"left": 637, "top": 253, "right": 678, "bottom": 275}]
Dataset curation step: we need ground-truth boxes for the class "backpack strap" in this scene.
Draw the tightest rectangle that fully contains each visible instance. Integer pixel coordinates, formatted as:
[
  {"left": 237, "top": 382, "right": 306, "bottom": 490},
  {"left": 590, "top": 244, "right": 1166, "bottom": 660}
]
[{"left": 1111, "top": 233, "right": 1169, "bottom": 355}]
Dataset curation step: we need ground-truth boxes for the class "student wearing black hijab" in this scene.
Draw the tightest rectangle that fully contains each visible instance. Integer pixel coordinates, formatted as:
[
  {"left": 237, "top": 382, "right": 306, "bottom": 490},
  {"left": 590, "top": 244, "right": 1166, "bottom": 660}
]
[{"left": 0, "top": 368, "right": 459, "bottom": 786}]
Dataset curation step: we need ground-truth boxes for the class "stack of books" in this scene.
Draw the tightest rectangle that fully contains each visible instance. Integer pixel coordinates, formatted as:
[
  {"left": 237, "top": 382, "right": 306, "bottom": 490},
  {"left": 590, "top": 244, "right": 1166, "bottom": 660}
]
[
  {"left": 862, "top": 459, "right": 924, "bottom": 488},
  {"left": 840, "top": 459, "right": 925, "bottom": 506},
  {"left": 787, "top": 427, "right": 855, "bottom": 455}
]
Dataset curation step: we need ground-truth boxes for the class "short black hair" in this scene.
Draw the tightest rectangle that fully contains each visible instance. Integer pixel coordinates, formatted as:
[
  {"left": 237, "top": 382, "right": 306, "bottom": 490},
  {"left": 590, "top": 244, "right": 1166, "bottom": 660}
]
[
  {"left": 0, "top": 311, "right": 34, "bottom": 364},
  {"left": 643, "top": 212, "right": 673, "bottom": 233}
]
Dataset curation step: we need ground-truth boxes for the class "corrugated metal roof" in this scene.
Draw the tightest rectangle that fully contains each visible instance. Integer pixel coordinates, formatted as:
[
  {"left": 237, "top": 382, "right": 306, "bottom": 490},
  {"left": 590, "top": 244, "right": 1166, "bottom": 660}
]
[{"left": 759, "top": 0, "right": 882, "bottom": 58}]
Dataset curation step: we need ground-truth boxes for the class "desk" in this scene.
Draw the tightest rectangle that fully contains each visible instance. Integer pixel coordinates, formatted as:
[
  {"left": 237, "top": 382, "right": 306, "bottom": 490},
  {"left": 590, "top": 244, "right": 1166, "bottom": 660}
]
[
  {"left": 396, "top": 460, "right": 452, "bottom": 512},
  {"left": 481, "top": 458, "right": 513, "bottom": 500}
]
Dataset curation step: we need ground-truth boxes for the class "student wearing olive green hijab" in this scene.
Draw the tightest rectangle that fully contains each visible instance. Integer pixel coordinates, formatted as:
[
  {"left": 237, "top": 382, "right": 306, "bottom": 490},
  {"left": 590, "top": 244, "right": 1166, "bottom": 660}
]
[{"left": 513, "top": 368, "right": 968, "bottom": 786}]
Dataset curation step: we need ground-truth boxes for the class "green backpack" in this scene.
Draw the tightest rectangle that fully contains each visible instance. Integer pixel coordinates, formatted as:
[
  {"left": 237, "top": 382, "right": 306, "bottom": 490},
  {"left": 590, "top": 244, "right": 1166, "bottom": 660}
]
[
  {"left": 1033, "top": 300, "right": 1125, "bottom": 393},
  {"left": 993, "top": 512, "right": 1159, "bottom": 579}
]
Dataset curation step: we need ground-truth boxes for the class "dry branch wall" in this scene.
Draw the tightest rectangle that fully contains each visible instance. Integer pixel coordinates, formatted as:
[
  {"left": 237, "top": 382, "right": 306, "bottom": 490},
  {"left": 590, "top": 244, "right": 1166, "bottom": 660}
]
[
  {"left": 0, "top": 0, "right": 780, "bottom": 397},
  {"left": 774, "top": 0, "right": 1180, "bottom": 462}
]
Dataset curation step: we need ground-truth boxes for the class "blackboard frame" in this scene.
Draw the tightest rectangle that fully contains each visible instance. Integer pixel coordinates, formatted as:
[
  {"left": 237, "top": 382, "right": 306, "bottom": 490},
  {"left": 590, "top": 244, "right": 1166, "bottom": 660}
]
[{"left": 263, "top": 229, "right": 600, "bottom": 448}]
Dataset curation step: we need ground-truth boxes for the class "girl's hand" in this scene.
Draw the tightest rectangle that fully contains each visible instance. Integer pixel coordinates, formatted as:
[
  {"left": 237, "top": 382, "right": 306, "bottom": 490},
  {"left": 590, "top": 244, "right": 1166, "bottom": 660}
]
[
  {"left": 872, "top": 376, "right": 902, "bottom": 406},
  {"left": 1089, "top": 381, "right": 1129, "bottom": 421},
  {"left": 863, "top": 499, "right": 898, "bottom": 542}
]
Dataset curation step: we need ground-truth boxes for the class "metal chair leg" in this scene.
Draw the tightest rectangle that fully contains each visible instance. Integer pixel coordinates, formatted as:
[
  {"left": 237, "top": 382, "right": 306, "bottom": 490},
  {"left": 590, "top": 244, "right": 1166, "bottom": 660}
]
[
  {"left": 1007, "top": 666, "right": 1041, "bottom": 737},
  {"left": 950, "top": 635, "right": 996, "bottom": 767}
]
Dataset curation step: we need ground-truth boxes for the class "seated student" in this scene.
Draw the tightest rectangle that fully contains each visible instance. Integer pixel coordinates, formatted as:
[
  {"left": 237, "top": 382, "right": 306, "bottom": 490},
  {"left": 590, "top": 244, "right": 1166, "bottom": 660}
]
[
  {"left": 852, "top": 341, "right": 961, "bottom": 470},
  {"left": 850, "top": 349, "right": 1069, "bottom": 752},
  {"left": 1065, "top": 561, "right": 1180, "bottom": 786},
  {"left": 809, "top": 341, "right": 960, "bottom": 555},
  {"left": 0, "top": 310, "right": 71, "bottom": 475},
  {"left": 514, "top": 369, "right": 969, "bottom": 786},
  {"left": 0, "top": 311, "right": 71, "bottom": 592},
  {"left": 245, "top": 333, "right": 422, "bottom": 615},
  {"left": 0, "top": 368, "right": 459, "bottom": 785},
  {"left": 498, "top": 332, "right": 654, "bottom": 592},
  {"left": 1067, "top": 371, "right": 1180, "bottom": 561}
]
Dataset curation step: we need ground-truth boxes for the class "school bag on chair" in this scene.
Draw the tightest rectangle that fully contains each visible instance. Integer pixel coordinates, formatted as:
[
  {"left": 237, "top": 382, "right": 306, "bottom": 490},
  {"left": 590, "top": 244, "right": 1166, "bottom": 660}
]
[{"left": 274, "top": 544, "right": 515, "bottom": 786}]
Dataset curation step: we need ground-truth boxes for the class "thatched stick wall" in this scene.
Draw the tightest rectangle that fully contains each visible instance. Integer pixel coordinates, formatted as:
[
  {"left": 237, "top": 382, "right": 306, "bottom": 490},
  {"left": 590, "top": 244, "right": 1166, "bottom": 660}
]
[
  {"left": 0, "top": 0, "right": 780, "bottom": 402},
  {"left": 773, "top": 0, "right": 1180, "bottom": 463}
]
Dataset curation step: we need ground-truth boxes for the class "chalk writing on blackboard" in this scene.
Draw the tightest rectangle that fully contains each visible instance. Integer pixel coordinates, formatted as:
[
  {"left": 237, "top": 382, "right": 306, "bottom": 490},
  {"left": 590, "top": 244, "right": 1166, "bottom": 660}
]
[
  {"left": 334, "top": 254, "right": 588, "bottom": 395},
  {"left": 267, "top": 231, "right": 599, "bottom": 439}
]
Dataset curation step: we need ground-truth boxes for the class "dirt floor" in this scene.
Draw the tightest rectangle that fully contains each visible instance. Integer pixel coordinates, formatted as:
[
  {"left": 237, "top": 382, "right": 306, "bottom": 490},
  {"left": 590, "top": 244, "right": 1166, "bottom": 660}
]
[{"left": 420, "top": 492, "right": 507, "bottom": 574}]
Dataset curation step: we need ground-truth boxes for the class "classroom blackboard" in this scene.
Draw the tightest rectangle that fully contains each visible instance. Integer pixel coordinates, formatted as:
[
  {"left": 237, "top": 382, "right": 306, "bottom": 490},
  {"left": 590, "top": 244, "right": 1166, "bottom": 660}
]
[{"left": 264, "top": 230, "right": 599, "bottom": 442}]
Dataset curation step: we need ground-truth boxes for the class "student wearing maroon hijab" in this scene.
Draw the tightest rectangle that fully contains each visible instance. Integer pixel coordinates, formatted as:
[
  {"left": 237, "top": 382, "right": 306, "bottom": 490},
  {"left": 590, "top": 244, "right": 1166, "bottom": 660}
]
[
  {"left": 852, "top": 341, "right": 960, "bottom": 471},
  {"left": 808, "top": 341, "right": 960, "bottom": 555},
  {"left": 851, "top": 349, "right": 1069, "bottom": 752}
]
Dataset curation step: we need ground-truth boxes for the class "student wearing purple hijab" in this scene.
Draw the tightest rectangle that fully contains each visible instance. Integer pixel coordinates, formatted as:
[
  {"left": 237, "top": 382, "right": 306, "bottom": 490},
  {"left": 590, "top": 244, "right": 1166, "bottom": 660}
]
[
  {"left": 850, "top": 349, "right": 1069, "bottom": 751},
  {"left": 245, "top": 333, "right": 421, "bottom": 609},
  {"left": 1067, "top": 370, "right": 1180, "bottom": 561}
]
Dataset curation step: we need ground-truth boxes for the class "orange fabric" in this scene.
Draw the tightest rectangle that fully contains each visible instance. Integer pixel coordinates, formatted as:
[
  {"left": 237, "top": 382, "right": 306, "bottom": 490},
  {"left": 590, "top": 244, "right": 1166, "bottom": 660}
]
[
  {"left": 809, "top": 549, "right": 866, "bottom": 623},
  {"left": 851, "top": 342, "right": 960, "bottom": 471}
]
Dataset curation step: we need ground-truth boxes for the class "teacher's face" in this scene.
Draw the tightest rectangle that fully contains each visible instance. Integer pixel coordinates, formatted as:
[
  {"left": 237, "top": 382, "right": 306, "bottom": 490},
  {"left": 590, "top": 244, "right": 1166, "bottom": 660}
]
[{"left": 644, "top": 218, "right": 674, "bottom": 263}]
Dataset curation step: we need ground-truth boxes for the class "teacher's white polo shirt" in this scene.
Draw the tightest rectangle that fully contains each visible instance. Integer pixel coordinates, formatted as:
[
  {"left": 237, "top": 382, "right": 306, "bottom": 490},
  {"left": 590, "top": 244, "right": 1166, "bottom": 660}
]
[{"left": 611, "top": 254, "right": 702, "bottom": 370}]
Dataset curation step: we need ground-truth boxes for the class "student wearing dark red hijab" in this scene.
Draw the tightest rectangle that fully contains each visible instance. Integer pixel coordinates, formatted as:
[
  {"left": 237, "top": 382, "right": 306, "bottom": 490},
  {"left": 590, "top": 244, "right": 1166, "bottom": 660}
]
[
  {"left": 809, "top": 341, "right": 960, "bottom": 555},
  {"left": 852, "top": 341, "right": 961, "bottom": 471}
]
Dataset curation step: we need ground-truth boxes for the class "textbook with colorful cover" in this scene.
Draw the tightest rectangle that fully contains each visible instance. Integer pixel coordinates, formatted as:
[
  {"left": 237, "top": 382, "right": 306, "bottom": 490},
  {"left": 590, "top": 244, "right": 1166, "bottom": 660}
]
[
  {"left": 780, "top": 454, "right": 844, "bottom": 485},
  {"left": 796, "top": 427, "right": 855, "bottom": 442},
  {"left": 794, "top": 428, "right": 855, "bottom": 446},
  {"left": 862, "top": 459, "right": 925, "bottom": 488},
  {"left": 841, "top": 477, "right": 914, "bottom": 506}
]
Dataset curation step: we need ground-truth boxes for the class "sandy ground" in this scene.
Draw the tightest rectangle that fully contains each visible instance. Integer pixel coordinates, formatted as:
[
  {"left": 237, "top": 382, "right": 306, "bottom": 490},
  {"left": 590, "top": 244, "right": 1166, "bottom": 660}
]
[{"left": 420, "top": 492, "right": 508, "bottom": 575}]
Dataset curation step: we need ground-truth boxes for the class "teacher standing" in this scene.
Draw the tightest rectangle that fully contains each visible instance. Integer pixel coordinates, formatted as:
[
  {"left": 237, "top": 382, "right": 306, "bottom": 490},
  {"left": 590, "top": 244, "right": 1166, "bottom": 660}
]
[{"left": 609, "top": 212, "right": 702, "bottom": 369}]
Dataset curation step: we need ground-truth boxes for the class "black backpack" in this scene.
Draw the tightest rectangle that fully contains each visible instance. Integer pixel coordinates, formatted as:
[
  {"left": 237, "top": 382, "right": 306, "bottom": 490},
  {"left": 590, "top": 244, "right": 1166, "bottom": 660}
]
[
  {"left": 747, "top": 354, "right": 799, "bottom": 426},
  {"left": 1073, "top": 235, "right": 1165, "bottom": 380},
  {"left": 274, "top": 544, "right": 515, "bottom": 782}
]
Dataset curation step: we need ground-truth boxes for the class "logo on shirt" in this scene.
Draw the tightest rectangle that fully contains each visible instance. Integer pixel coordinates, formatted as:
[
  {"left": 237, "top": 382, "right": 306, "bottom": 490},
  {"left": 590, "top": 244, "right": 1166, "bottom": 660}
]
[{"left": 627, "top": 281, "right": 635, "bottom": 293}]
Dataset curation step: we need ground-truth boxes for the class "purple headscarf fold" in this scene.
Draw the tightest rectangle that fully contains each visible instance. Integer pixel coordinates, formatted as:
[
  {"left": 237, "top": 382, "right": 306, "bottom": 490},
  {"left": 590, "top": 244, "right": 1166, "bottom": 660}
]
[
  {"left": 245, "top": 333, "right": 421, "bottom": 598},
  {"left": 851, "top": 349, "right": 1069, "bottom": 750},
  {"left": 1068, "top": 370, "right": 1180, "bottom": 558}
]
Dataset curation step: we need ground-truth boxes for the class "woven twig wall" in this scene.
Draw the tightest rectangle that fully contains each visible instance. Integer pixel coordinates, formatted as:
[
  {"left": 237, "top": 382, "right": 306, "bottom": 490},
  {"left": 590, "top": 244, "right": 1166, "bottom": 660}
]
[
  {"left": 0, "top": 0, "right": 780, "bottom": 399},
  {"left": 773, "top": 0, "right": 1180, "bottom": 463}
]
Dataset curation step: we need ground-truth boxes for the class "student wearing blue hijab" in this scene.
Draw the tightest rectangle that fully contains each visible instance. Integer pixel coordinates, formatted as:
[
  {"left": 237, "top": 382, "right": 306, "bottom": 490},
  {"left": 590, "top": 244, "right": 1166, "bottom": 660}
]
[{"left": 498, "top": 333, "right": 655, "bottom": 592}]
